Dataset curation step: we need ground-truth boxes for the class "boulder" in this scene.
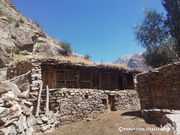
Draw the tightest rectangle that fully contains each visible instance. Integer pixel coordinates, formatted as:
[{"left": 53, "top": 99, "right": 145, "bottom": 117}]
[
  {"left": 41, "top": 124, "right": 50, "bottom": 132},
  {"left": 41, "top": 116, "right": 49, "bottom": 123},
  {"left": 15, "top": 115, "right": 27, "bottom": 134},
  {"left": 0, "top": 81, "right": 21, "bottom": 98},
  {"left": 9, "top": 101, "right": 22, "bottom": 119},
  {"left": 37, "top": 37, "right": 46, "bottom": 43},
  {"left": 36, "top": 119, "right": 43, "bottom": 125},
  {"left": 0, "top": 107, "right": 9, "bottom": 124},
  {"left": 161, "top": 114, "right": 180, "bottom": 134}
]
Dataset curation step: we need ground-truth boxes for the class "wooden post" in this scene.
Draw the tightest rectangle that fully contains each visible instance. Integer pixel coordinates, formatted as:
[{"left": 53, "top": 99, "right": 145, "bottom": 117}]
[
  {"left": 36, "top": 82, "right": 43, "bottom": 117},
  {"left": 108, "top": 73, "right": 110, "bottom": 89},
  {"left": 77, "top": 71, "right": 79, "bottom": 88},
  {"left": 45, "top": 85, "right": 49, "bottom": 115},
  {"left": 124, "top": 75, "right": 127, "bottom": 89},
  {"left": 99, "top": 73, "right": 101, "bottom": 89},
  {"left": 91, "top": 72, "right": 93, "bottom": 88}
]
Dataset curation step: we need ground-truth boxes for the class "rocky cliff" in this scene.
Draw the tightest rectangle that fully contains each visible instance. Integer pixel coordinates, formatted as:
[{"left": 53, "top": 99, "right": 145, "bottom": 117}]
[{"left": 113, "top": 51, "right": 151, "bottom": 71}]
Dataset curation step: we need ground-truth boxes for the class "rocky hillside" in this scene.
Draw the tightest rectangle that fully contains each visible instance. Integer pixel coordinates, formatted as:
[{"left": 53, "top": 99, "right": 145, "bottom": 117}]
[
  {"left": 113, "top": 51, "right": 151, "bottom": 71},
  {"left": 0, "top": 0, "right": 82, "bottom": 68}
]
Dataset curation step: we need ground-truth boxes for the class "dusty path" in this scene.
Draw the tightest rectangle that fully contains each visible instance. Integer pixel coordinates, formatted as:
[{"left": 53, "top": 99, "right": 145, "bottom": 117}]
[{"left": 40, "top": 110, "right": 173, "bottom": 135}]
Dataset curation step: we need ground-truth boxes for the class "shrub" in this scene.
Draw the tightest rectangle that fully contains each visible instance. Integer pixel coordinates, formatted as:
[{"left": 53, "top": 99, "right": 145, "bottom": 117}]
[
  {"left": 0, "top": 9, "right": 3, "bottom": 17},
  {"left": 84, "top": 54, "right": 91, "bottom": 60},
  {"left": 35, "top": 44, "right": 42, "bottom": 52},
  {"left": 15, "top": 20, "right": 20, "bottom": 27},
  {"left": 7, "top": 17, "right": 14, "bottom": 24},
  {"left": 12, "top": 46, "right": 20, "bottom": 55},
  {"left": 12, "top": 54, "right": 26, "bottom": 61},
  {"left": 34, "top": 21, "right": 40, "bottom": 27},
  {"left": 59, "top": 41, "right": 72, "bottom": 56},
  {"left": 19, "top": 18, "right": 24, "bottom": 23}
]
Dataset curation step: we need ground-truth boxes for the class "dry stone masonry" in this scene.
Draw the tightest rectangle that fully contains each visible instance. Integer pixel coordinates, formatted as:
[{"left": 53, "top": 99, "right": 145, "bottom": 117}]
[{"left": 136, "top": 62, "right": 180, "bottom": 110}]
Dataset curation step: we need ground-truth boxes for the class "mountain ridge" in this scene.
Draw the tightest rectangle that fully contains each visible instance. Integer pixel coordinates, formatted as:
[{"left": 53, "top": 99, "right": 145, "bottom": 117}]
[{"left": 113, "top": 51, "right": 151, "bottom": 71}]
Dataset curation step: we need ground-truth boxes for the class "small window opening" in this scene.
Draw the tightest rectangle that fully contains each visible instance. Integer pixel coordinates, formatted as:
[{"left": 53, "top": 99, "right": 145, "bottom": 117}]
[
  {"left": 85, "top": 95, "right": 88, "bottom": 99},
  {"left": 102, "top": 99, "right": 107, "bottom": 108}
]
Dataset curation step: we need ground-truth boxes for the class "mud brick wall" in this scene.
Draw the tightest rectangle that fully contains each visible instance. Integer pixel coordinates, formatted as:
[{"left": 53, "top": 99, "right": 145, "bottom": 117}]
[{"left": 136, "top": 62, "right": 180, "bottom": 110}]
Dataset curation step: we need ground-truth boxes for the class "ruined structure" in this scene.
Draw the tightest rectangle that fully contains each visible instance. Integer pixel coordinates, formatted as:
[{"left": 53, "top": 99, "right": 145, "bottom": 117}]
[{"left": 136, "top": 62, "right": 180, "bottom": 110}]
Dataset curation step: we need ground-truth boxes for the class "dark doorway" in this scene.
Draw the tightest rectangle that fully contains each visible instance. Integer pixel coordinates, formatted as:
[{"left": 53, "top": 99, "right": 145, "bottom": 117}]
[
  {"left": 126, "top": 74, "right": 134, "bottom": 89},
  {"left": 108, "top": 95, "right": 116, "bottom": 111},
  {"left": 118, "top": 75, "right": 124, "bottom": 90}
]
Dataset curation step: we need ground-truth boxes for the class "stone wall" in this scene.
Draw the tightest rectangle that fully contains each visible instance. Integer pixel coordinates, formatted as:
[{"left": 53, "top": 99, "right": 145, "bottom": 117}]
[
  {"left": 47, "top": 89, "right": 140, "bottom": 124},
  {"left": 6, "top": 60, "right": 32, "bottom": 79},
  {"left": 136, "top": 62, "right": 180, "bottom": 109}
]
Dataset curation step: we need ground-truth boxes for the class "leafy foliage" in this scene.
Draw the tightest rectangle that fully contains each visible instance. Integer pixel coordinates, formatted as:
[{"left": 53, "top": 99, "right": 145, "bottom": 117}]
[
  {"left": 7, "top": 17, "right": 14, "bottom": 24},
  {"left": 19, "top": 18, "right": 24, "bottom": 23},
  {"left": 133, "top": 7, "right": 179, "bottom": 67},
  {"left": 84, "top": 54, "right": 91, "bottom": 60},
  {"left": 0, "top": 9, "right": 3, "bottom": 17},
  {"left": 162, "top": 0, "right": 180, "bottom": 54},
  {"left": 35, "top": 44, "right": 42, "bottom": 52},
  {"left": 12, "top": 46, "right": 20, "bottom": 55},
  {"left": 60, "top": 41, "right": 72, "bottom": 56},
  {"left": 134, "top": 7, "right": 168, "bottom": 48},
  {"left": 145, "top": 46, "right": 173, "bottom": 68}
]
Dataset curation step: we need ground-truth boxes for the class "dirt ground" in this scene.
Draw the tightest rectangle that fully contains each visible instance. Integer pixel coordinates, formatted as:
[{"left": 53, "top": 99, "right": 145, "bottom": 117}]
[{"left": 40, "top": 110, "right": 174, "bottom": 135}]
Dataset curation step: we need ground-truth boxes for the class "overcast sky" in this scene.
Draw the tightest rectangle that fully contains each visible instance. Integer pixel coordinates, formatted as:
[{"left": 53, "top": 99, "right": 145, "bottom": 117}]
[{"left": 11, "top": 0, "right": 166, "bottom": 62}]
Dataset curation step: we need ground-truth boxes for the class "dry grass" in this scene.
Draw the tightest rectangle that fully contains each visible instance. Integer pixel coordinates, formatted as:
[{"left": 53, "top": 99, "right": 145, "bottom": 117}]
[
  {"left": 54, "top": 55, "right": 95, "bottom": 65},
  {"left": 12, "top": 54, "right": 28, "bottom": 62},
  {"left": 34, "top": 54, "right": 129, "bottom": 69}
]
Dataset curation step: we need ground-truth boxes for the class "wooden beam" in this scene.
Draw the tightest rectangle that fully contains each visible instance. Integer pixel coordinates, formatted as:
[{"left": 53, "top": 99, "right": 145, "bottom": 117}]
[
  {"left": 45, "top": 85, "right": 49, "bottom": 115},
  {"left": 77, "top": 71, "right": 79, "bottom": 88},
  {"left": 99, "top": 73, "right": 101, "bottom": 89},
  {"left": 91, "top": 72, "right": 93, "bottom": 88},
  {"left": 108, "top": 73, "right": 110, "bottom": 89},
  {"left": 124, "top": 74, "right": 127, "bottom": 89},
  {"left": 36, "top": 82, "right": 43, "bottom": 117}
]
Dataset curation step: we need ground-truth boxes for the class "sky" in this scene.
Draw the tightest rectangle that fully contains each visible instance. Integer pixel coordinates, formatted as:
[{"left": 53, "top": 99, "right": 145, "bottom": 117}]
[{"left": 11, "top": 0, "right": 166, "bottom": 63}]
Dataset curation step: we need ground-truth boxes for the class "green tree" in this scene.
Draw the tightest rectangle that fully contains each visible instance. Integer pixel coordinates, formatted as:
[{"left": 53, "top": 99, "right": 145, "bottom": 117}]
[
  {"left": 162, "top": 0, "right": 180, "bottom": 55},
  {"left": 133, "top": 7, "right": 179, "bottom": 67},
  {"left": 145, "top": 46, "right": 173, "bottom": 68},
  {"left": 60, "top": 41, "right": 72, "bottom": 56}
]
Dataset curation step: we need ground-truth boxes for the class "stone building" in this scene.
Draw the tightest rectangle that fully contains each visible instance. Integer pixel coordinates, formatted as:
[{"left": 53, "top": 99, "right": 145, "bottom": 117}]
[
  {"left": 7, "top": 58, "right": 139, "bottom": 91},
  {"left": 136, "top": 62, "right": 180, "bottom": 110},
  {"left": 6, "top": 58, "right": 140, "bottom": 118}
]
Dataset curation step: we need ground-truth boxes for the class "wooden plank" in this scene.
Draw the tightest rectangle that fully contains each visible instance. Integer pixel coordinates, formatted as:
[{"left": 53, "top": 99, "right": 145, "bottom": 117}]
[
  {"left": 36, "top": 82, "right": 43, "bottom": 117},
  {"left": 124, "top": 75, "right": 127, "bottom": 89},
  {"left": 90, "top": 72, "right": 93, "bottom": 88},
  {"left": 100, "top": 73, "right": 101, "bottom": 89},
  {"left": 108, "top": 73, "right": 110, "bottom": 89},
  {"left": 77, "top": 71, "right": 79, "bottom": 88},
  {"left": 45, "top": 85, "right": 49, "bottom": 115}
]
